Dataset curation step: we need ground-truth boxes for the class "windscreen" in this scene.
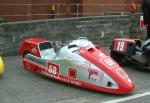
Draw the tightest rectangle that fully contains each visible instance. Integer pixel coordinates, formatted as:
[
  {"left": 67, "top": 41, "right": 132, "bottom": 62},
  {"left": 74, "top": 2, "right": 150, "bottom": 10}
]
[
  {"left": 68, "top": 45, "right": 78, "bottom": 49},
  {"left": 39, "top": 42, "right": 52, "bottom": 51}
]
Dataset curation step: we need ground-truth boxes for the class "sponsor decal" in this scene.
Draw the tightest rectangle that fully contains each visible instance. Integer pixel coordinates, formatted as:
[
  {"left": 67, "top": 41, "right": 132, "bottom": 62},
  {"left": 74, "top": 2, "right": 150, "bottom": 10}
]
[
  {"left": 70, "top": 79, "right": 81, "bottom": 85},
  {"left": 58, "top": 76, "right": 81, "bottom": 86},
  {"left": 88, "top": 69, "right": 104, "bottom": 82},
  {"left": 68, "top": 55, "right": 90, "bottom": 71},
  {"left": 68, "top": 67, "right": 77, "bottom": 79},
  {"left": 114, "top": 41, "right": 127, "bottom": 52},
  {"left": 117, "top": 41, "right": 125, "bottom": 51},
  {"left": 47, "top": 62, "right": 60, "bottom": 77},
  {"left": 103, "top": 58, "right": 116, "bottom": 67},
  {"left": 116, "top": 67, "right": 128, "bottom": 78},
  {"left": 99, "top": 56, "right": 117, "bottom": 69},
  {"left": 99, "top": 52, "right": 117, "bottom": 67},
  {"left": 25, "top": 63, "right": 31, "bottom": 70},
  {"left": 98, "top": 52, "right": 106, "bottom": 58},
  {"left": 47, "top": 74, "right": 81, "bottom": 86}
]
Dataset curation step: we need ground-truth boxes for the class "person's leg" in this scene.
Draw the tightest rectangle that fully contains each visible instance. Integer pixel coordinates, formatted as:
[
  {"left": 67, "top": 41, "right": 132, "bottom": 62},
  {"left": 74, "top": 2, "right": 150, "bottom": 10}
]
[{"left": 147, "top": 24, "right": 150, "bottom": 39}]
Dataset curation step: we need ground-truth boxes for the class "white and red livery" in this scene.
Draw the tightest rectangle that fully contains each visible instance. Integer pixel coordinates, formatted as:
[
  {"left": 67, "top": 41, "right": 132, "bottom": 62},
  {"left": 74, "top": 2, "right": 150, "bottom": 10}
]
[{"left": 19, "top": 37, "right": 134, "bottom": 94}]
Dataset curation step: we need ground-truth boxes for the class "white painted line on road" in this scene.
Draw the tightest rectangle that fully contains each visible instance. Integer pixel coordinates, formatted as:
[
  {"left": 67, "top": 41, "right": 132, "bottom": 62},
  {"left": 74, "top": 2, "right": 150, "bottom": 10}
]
[{"left": 101, "top": 91, "right": 150, "bottom": 103}]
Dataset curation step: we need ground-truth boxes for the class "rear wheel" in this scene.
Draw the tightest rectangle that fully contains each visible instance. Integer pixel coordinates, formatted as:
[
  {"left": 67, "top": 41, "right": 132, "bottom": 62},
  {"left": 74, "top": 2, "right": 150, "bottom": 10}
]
[{"left": 23, "top": 51, "right": 29, "bottom": 58}]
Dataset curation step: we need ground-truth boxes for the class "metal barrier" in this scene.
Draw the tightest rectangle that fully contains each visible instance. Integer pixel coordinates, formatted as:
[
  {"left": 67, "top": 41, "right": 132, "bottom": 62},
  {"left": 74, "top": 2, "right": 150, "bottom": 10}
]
[{"left": 0, "top": 3, "right": 142, "bottom": 21}]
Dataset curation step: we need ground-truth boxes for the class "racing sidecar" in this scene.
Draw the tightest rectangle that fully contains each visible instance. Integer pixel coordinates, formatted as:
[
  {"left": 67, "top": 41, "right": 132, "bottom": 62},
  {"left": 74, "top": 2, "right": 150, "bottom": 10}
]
[
  {"left": 19, "top": 38, "right": 134, "bottom": 94},
  {"left": 0, "top": 56, "right": 4, "bottom": 76},
  {"left": 110, "top": 38, "right": 150, "bottom": 69}
]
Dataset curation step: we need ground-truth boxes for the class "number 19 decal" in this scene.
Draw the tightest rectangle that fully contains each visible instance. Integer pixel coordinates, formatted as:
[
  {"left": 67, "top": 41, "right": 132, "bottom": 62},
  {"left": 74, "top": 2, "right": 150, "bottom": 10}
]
[
  {"left": 48, "top": 62, "right": 60, "bottom": 77},
  {"left": 117, "top": 41, "right": 125, "bottom": 51}
]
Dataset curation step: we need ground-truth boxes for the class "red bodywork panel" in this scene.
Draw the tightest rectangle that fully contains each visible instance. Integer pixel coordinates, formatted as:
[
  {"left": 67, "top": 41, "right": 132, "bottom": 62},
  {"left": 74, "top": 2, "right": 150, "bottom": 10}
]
[
  {"left": 113, "top": 38, "right": 141, "bottom": 53},
  {"left": 79, "top": 47, "right": 134, "bottom": 94},
  {"left": 19, "top": 38, "right": 49, "bottom": 57}
]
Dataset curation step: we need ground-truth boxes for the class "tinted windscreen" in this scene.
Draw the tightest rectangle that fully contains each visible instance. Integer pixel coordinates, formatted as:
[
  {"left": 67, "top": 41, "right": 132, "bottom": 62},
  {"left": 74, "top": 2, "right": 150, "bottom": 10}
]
[{"left": 39, "top": 42, "right": 52, "bottom": 50}]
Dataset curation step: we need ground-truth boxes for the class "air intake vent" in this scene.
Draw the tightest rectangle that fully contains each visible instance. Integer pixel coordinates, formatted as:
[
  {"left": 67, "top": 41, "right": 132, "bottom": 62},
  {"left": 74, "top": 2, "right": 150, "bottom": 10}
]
[
  {"left": 88, "top": 48, "right": 94, "bottom": 52},
  {"left": 107, "top": 81, "right": 118, "bottom": 89},
  {"left": 107, "top": 81, "right": 113, "bottom": 87}
]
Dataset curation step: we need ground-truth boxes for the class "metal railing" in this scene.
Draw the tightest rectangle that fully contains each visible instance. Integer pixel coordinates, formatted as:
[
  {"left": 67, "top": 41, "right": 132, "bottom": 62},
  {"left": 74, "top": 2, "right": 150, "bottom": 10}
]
[{"left": 0, "top": 3, "right": 142, "bottom": 21}]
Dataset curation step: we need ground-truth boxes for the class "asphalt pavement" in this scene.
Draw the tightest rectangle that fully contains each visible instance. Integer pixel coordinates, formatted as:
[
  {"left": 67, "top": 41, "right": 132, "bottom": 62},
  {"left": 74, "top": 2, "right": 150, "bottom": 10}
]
[{"left": 0, "top": 56, "right": 150, "bottom": 103}]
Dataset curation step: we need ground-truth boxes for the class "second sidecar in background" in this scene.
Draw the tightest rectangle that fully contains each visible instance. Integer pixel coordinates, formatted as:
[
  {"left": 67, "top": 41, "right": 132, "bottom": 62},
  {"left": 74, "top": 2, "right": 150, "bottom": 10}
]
[{"left": 110, "top": 38, "right": 150, "bottom": 70}]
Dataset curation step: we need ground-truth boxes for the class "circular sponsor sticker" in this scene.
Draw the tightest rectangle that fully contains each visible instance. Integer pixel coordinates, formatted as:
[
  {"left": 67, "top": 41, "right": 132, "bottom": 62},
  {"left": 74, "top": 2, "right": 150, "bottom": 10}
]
[
  {"left": 25, "top": 63, "right": 30, "bottom": 70},
  {"left": 68, "top": 68, "right": 77, "bottom": 79}
]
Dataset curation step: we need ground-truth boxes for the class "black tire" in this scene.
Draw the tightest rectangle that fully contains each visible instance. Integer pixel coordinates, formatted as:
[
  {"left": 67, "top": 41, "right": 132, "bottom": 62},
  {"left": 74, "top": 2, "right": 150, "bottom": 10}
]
[{"left": 23, "top": 51, "right": 29, "bottom": 58}]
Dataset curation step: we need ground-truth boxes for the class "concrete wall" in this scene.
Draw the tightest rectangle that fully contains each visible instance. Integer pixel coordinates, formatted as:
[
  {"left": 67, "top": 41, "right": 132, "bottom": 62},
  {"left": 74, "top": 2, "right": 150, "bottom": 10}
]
[
  {"left": 0, "top": 15, "right": 130, "bottom": 56},
  {"left": 104, "top": 13, "right": 147, "bottom": 39}
]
